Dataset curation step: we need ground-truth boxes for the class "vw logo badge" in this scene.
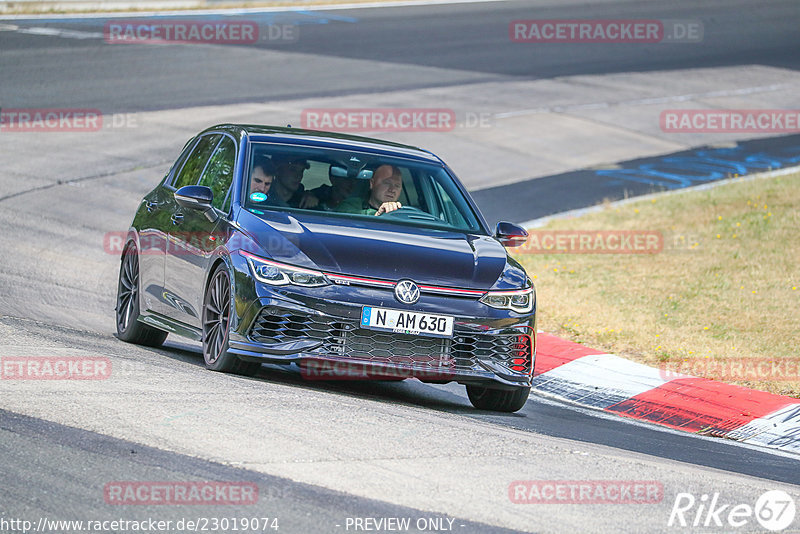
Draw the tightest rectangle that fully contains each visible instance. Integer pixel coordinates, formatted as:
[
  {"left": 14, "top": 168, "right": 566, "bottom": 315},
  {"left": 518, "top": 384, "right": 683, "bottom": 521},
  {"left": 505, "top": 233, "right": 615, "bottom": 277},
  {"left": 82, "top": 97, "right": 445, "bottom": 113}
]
[{"left": 394, "top": 279, "right": 420, "bottom": 305}]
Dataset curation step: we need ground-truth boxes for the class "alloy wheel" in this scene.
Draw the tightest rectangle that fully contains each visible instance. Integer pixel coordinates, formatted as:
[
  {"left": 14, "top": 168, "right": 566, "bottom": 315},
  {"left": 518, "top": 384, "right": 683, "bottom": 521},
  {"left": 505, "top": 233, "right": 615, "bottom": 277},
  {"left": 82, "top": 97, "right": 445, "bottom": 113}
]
[
  {"left": 116, "top": 248, "right": 138, "bottom": 333},
  {"left": 204, "top": 269, "right": 230, "bottom": 365}
]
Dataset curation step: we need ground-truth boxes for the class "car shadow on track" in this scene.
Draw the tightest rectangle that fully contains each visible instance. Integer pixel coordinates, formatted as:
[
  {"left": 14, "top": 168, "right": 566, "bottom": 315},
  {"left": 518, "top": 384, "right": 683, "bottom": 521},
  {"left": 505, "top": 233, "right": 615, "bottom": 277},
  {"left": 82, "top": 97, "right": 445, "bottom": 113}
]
[{"left": 139, "top": 339, "right": 527, "bottom": 417}]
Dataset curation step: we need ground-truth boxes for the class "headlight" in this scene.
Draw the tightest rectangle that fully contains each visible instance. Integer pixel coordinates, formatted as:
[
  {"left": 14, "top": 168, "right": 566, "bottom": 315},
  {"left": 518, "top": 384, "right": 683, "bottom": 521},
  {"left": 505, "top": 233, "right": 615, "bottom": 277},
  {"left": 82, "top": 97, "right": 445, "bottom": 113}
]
[
  {"left": 480, "top": 287, "right": 535, "bottom": 313},
  {"left": 241, "top": 251, "right": 329, "bottom": 288}
]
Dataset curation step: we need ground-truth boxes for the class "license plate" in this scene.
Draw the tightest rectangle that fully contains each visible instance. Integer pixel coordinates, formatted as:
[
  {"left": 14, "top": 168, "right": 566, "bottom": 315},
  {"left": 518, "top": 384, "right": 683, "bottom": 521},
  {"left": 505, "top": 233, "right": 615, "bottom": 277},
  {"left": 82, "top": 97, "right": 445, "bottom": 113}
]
[{"left": 360, "top": 306, "right": 454, "bottom": 339}]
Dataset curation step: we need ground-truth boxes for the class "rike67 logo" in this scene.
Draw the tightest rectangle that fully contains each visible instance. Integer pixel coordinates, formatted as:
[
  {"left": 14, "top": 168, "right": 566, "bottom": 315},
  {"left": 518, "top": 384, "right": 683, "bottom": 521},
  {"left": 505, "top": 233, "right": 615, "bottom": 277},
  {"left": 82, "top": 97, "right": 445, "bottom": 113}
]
[{"left": 668, "top": 490, "right": 796, "bottom": 531}]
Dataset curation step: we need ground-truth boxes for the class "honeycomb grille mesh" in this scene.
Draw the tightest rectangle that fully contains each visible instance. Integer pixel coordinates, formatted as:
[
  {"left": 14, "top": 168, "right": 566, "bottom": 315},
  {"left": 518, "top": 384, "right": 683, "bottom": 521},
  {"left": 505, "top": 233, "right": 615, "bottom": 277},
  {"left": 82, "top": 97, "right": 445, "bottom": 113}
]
[{"left": 249, "top": 309, "right": 531, "bottom": 374}]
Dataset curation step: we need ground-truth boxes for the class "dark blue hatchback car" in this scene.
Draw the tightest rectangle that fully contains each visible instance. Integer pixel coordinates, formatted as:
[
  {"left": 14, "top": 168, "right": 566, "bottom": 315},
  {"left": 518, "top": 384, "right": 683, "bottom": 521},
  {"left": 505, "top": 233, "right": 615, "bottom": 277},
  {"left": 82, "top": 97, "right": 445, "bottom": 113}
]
[{"left": 116, "top": 124, "right": 536, "bottom": 412}]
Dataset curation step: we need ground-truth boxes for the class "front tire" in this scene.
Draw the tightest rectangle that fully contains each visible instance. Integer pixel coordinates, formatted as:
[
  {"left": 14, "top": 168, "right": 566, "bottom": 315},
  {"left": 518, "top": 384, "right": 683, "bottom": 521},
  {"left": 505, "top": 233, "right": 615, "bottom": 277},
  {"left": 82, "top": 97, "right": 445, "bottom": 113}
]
[
  {"left": 466, "top": 384, "right": 530, "bottom": 412},
  {"left": 116, "top": 243, "right": 168, "bottom": 347},
  {"left": 202, "top": 265, "right": 261, "bottom": 376}
]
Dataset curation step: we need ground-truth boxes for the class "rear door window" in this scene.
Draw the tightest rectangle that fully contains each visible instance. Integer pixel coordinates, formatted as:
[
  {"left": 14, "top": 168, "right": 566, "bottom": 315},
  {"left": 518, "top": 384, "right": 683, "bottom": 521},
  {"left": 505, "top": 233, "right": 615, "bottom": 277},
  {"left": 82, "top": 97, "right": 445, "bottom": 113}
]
[
  {"left": 171, "top": 133, "right": 222, "bottom": 189},
  {"left": 197, "top": 135, "right": 236, "bottom": 211}
]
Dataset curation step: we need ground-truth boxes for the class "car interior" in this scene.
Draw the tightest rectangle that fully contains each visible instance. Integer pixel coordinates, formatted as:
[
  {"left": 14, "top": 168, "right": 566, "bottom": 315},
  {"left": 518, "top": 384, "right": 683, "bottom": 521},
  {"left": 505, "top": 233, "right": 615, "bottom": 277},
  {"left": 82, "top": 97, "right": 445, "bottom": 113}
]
[{"left": 246, "top": 146, "right": 478, "bottom": 232}]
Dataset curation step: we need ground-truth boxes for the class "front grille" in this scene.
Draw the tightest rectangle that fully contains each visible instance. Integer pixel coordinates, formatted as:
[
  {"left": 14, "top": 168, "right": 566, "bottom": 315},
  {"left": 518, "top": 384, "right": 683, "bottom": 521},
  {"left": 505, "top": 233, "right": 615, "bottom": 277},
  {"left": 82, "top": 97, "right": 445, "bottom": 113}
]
[
  {"left": 452, "top": 332, "right": 533, "bottom": 375},
  {"left": 326, "top": 328, "right": 451, "bottom": 369},
  {"left": 248, "top": 308, "right": 532, "bottom": 375},
  {"left": 249, "top": 312, "right": 334, "bottom": 343}
]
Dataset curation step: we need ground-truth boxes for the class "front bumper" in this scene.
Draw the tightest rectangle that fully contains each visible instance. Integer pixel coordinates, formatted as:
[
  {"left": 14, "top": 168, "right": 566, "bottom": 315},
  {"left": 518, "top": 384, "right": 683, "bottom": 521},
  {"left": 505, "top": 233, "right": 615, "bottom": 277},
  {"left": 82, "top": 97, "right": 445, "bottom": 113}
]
[{"left": 229, "top": 297, "right": 535, "bottom": 389}]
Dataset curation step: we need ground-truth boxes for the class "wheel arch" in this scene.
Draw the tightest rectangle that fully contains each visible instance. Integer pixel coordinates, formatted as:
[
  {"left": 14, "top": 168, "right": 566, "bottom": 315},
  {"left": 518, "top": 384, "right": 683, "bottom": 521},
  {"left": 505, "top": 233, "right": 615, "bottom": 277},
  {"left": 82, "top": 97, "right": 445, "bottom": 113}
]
[
  {"left": 204, "top": 253, "right": 233, "bottom": 294},
  {"left": 204, "top": 251, "right": 238, "bottom": 328},
  {"left": 120, "top": 228, "right": 141, "bottom": 259}
]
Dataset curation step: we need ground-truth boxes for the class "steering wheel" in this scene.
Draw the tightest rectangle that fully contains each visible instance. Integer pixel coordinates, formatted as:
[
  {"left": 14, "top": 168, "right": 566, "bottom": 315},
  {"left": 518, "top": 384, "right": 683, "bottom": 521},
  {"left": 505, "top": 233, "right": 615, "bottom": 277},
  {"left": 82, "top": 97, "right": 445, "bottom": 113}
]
[{"left": 382, "top": 206, "right": 439, "bottom": 221}]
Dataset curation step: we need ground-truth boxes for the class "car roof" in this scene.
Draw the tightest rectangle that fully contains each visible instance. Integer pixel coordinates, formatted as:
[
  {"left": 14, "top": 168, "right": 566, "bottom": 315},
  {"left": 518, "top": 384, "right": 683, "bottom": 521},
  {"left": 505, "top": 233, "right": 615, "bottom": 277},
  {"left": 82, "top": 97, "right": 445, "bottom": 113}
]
[{"left": 204, "top": 124, "right": 443, "bottom": 163}]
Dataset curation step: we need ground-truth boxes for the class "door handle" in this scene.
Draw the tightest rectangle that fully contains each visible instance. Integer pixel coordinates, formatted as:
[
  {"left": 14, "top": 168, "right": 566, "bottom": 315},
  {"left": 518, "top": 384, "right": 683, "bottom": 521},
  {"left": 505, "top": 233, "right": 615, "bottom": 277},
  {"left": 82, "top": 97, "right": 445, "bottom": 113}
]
[{"left": 171, "top": 213, "right": 184, "bottom": 225}]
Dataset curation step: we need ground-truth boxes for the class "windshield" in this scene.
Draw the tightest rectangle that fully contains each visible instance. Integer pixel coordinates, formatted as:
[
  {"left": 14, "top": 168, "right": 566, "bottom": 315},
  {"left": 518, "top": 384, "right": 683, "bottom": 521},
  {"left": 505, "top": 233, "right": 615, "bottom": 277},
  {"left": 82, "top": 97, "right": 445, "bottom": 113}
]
[{"left": 244, "top": 142, "right": 485, "bottom": 234}]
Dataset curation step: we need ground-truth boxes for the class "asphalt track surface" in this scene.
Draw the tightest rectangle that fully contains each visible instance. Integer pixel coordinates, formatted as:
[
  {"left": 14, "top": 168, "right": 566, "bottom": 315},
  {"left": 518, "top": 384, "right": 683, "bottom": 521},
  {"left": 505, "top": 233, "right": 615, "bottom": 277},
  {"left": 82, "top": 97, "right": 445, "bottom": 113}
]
[
  {"left": 0, "top": 409, "right": 518, "bottom": 533},
  {"left": 1, "top": 0, "right": 799, "bottom": 112},
  {"left": 1, "top": 1, "right": 800, "bottom": 532}
]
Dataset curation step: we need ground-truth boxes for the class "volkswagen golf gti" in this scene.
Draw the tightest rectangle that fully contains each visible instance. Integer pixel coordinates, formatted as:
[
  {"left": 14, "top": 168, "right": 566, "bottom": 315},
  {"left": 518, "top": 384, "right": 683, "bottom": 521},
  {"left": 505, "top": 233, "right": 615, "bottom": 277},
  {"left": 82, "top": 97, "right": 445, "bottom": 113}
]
[{"left": 115, "top": 124, "right": 536, "bottom": 412}]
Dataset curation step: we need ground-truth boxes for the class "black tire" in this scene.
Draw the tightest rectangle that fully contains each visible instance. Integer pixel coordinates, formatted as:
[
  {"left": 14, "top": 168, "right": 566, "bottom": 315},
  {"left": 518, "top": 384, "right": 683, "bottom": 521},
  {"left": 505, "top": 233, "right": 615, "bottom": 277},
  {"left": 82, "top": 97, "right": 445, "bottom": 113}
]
[
  {"left": 202, "top": 265, "right": 261, "bottom": 376},
  {"left": 466, "top": 384, "right": 530, "bottom": 412},
  {"left": 116, "top": 243, "right": 168, "bottom": 347}
]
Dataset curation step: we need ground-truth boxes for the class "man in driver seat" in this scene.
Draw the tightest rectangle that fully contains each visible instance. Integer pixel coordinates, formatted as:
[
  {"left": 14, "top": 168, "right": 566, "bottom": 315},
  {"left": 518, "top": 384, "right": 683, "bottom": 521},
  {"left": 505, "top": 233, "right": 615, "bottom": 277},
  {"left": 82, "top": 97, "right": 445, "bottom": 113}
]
[{"left": 337, "top": 164, "right": 403, "bottom": 216}]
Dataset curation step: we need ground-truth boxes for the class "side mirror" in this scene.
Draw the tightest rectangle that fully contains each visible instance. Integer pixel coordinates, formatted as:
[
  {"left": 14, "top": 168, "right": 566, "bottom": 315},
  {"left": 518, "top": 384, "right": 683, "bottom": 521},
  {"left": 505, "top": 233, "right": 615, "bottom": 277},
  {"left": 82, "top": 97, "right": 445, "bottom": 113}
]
[
  {"left": 175, "top": 185, "right": 218, "bottom": 222},
  {"left": 495, "top": 221, "right": 528, "bottom": 247}
]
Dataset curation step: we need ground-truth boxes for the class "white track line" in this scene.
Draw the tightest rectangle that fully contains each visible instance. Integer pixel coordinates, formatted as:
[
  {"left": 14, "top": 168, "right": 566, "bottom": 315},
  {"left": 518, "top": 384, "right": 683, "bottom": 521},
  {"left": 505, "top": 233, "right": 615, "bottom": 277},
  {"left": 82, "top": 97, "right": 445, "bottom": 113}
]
[
  {"left": 0, "top": 0, "right": 512, "bottom": 20},
  {"left": 14, "top": 26, "right": 103, "bottom": 38}
]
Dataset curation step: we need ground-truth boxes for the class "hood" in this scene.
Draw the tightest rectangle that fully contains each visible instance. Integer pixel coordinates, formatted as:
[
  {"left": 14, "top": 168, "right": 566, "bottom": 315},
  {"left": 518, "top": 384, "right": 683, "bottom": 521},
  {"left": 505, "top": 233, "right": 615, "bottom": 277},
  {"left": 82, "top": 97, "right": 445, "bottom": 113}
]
[{"left": 237, "top": 209, "right": 518, "bottom": 289}]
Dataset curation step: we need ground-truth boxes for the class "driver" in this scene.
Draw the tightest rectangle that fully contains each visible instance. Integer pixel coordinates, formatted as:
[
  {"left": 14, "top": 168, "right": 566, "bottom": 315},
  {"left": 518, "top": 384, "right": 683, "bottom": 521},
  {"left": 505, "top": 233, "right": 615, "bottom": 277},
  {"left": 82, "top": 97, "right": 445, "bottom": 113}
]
[{"left": 337, "top": 164, "right": 403, "bottom": 216}]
